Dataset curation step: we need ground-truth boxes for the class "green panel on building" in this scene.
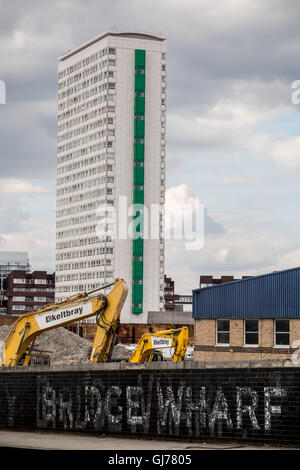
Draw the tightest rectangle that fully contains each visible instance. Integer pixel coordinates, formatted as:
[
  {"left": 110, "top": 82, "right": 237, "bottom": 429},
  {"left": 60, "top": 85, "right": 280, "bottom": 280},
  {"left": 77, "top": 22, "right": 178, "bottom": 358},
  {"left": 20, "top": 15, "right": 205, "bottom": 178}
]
[
  {"left": 134, "top": 95, "right": 145, "bottom": 114},
  {"left": 133, "top": 166, "right": 144, "bottom": 185},
  {"left": 132, "top": 283, "right": 143, "bottom": 302},
  {"left": 134, "top": 143, "right": 145, "bottom": 161},
  {"left": 135, "top": 49, "right": 146, "bottom": 68},
  {"left": 132, "top": 305, "right": 143, "bottom": 314},
  {"left": 134, "top": 119, "right": 145, "bottom": 138},
  {"left": 133, "top": 238, "right": 144, "bottom": 256},
  {"left": 135, "top": 73, "right": 145, "bottom": 91},
  {"left": 132, "top": 259, "right": 143, "bottom": 279},
  {"left": 132, "top": 49, "right": 145, "bottom": 314},
  {"left": 133, "top": 189, "right": 144, "bottom": 205}
]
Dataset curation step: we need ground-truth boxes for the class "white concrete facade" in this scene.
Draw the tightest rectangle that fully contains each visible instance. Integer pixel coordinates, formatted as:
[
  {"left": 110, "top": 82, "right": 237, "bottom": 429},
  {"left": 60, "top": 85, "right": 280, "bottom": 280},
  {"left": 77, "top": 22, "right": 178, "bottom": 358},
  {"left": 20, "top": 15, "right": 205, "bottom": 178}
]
[{"left": 56, "top": 32, "right": 166, "bottom": 323}]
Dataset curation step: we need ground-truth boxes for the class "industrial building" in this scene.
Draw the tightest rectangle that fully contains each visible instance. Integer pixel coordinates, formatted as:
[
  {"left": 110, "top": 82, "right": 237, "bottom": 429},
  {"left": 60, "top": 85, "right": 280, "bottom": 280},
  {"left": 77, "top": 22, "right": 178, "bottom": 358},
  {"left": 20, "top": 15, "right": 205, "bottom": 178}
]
[
  {"left": 56, "top": 31, "right": 167, "bottom": 323},
  {"left": 193, "top": 267, "right": 300, "bottom": 361}
]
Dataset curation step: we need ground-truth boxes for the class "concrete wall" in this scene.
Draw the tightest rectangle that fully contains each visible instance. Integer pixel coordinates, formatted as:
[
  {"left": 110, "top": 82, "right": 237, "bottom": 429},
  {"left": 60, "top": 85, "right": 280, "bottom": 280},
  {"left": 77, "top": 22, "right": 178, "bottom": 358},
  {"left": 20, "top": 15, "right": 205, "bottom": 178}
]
[
  {"left": 195, "top": 319, "right": 300, "bottom": 361},
  {"left": 0, "top": 360, "right": 299, "bottom": 445},
  {"left": 148, "top": 311, "right": 193, "bottom": 325}
]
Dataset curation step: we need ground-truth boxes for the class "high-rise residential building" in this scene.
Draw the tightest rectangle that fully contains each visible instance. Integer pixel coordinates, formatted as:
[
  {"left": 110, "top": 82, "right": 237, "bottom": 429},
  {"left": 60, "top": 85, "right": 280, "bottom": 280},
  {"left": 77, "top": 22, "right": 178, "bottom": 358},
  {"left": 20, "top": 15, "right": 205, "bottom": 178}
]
[{"left": 56, "top": 31, "right": 166, "bottom": 323}]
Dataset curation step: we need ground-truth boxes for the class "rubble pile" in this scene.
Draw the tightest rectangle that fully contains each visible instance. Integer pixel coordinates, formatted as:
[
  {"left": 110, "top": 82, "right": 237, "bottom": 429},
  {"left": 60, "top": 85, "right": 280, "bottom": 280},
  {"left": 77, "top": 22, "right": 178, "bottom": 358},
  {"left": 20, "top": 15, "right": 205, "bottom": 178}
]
[
  {"left": 0, "top": 325, "right": 10, "bottom": 342},
  {"left": 111, "top": 343, "right": 135, "bottom": 359},
  {"left": 0, "top": 325, "right": 135, "bottom": 364},
  {"left": 33, "top": 327, "right": 93, "bottom": 365},
  {"left": 0, "top": 325, "right": 92, "bottom": 365}
]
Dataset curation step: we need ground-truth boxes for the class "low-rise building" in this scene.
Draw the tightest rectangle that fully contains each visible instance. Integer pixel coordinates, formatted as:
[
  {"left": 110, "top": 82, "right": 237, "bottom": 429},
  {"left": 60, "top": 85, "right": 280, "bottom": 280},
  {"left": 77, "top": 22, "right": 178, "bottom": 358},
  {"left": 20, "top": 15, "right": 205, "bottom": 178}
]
[
  {"left": 164, "top": 275, "right": 192, "bottom": 312},
  {"left": 5, "top": 270, "right": 55, "bottom": 316},
  {"left": 193, "top": 267, "right": 300, "bottom": 361},
  {"left": 0, "top": 251, "right": 30, "bottom": 314},
  {"left": 199, "top": 274, "right": 251, "bottom": 288}
]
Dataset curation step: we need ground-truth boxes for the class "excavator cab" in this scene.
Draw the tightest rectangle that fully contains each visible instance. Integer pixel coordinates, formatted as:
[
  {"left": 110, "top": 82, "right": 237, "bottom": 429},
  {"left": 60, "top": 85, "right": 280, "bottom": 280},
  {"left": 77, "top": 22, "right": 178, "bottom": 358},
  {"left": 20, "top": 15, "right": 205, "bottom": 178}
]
[
  {"left": 145, "top": 350, "right": 164, "bottom": 362},
  {"left": 126, "top": 327, "right": 189, "bottom": 363},
  {"left": 20, "top": 351, "right": 51, "bottom": 367}
]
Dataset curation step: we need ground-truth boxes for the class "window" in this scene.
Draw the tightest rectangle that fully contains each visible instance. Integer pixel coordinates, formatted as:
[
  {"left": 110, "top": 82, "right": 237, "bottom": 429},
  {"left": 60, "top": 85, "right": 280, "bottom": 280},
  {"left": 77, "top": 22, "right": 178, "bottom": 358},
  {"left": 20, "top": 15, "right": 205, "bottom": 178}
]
[
  {"left": 216, "top": 320, "right": 230, "bottom": 345},
  {"left": 275, "top": 320, "right": 290, "bottom": 346},
  {"left": 12, "top": 296, "right": 26, "bottom": 302},
  {"left": 34, "top": 279, "right": 47, "bottom": 285},
  {"left": 244, "top": 320, "right": 258, "bottom": 346},
  {"left": 13, "top": 278, "right": 26, "bottom": 284}
]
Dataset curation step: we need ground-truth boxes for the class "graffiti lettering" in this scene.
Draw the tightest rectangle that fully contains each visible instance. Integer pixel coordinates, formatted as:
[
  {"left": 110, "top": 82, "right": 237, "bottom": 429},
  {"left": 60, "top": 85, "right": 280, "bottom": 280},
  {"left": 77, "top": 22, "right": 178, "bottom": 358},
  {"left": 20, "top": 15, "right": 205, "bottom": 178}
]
[{"left": 35, "top": 375, "right": 287, "bottom": 437}]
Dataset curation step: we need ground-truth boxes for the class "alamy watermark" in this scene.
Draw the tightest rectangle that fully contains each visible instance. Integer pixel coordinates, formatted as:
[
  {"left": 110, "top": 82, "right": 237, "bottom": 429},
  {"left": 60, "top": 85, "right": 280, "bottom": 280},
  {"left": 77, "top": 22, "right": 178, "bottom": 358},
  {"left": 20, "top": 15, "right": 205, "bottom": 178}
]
[
  {"left": 291, "top": 340, "right": 300, "bottom": 364},
  {"left": 0, "top": 80, "right": 6, "bottom": 104},
  {"left": 95, "top": 196, "right": 205, "bottom": 251},
  {"left": 291, "top": 80, "right": 300, "bottom": 105}
]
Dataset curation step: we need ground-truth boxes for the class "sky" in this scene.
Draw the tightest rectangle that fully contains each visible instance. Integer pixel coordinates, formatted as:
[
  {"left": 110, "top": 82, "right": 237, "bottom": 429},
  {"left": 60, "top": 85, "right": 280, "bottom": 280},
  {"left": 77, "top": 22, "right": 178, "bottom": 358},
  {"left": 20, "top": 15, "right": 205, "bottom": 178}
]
[{"left": 1, "top": 0, "right": 300, "bottom": 294}]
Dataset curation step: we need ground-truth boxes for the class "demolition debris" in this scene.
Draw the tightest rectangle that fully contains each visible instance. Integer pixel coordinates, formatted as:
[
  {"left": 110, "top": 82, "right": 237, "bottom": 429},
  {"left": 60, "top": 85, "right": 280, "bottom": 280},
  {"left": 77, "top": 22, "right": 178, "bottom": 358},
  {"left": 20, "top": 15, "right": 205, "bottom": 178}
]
[{"left": 0, "top": 325, "right": 134, "bottom": 365}]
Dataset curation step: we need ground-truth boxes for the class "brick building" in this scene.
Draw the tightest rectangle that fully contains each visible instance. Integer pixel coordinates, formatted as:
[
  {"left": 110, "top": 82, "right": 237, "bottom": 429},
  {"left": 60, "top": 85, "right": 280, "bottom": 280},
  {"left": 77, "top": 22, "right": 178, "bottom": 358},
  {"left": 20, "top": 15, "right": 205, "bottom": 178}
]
[
  {"left": 193, "top": 267, "right": 300, "bottom": 361},
  {"left": 199, "top": 274, "right": 251, "bottom": 288},
  {"left": 5, "top": 270, "right": 55, "bottom": 316},
  {"left": 0, "top": 251, "right": 30, "bottom": 314},
  {"left": 164, "top": 275, "right": 177, "bottom": 311},
  {"left": 164, "top": 275, "right": 192, "bottom": 312}
]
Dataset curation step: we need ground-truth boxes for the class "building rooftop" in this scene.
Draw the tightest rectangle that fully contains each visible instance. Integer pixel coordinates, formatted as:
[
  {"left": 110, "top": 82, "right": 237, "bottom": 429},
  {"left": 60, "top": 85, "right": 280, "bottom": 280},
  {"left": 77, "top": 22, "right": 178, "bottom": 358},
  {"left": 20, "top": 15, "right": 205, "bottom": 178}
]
[
  {"left": 60, "top": 30, "right": 166, "bottom": 61},
  {"left": 0, "top": 251, "right": 29, "bottom": 265},
  {"left": 193, "top": 266, "right": 300, "bottom": 293},
  {"left": 193, "top": 266, "right": 300, "bottom": 319}
]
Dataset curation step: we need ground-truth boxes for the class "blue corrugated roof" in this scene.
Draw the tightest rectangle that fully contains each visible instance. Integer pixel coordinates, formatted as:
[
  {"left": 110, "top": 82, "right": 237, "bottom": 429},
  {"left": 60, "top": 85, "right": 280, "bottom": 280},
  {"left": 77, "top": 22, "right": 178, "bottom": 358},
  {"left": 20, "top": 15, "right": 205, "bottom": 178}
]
[{"left": 193, "top": 266, "right": 300, "bottom": 319}]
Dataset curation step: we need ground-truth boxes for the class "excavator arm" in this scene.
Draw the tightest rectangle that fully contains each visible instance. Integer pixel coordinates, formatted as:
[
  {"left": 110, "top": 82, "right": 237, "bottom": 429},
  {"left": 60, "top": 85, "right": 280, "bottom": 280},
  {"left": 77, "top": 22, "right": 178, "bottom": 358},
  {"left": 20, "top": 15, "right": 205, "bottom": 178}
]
[
  {"left": 0, "top": 278, "right": 128, "bottom": 367},
  {"left": 89, "top": 278, "right": 128, "bottom": 363},
  {"left": 127, "top": 326, "right": 189, "bottom": 363}
]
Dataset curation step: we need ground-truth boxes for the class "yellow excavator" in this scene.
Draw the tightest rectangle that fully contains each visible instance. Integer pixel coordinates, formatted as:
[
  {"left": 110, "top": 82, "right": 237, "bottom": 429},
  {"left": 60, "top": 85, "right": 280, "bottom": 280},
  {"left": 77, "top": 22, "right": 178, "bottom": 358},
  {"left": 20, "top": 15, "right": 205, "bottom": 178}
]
[
  {"left": 0, "top": 278, "right": 128, "bottom": 367},
  {"left": 125, "top": 326, "right": 189, "bottom": 363},
  {"left": 0, "top": 276, "right": 189, "bottom": 367}
]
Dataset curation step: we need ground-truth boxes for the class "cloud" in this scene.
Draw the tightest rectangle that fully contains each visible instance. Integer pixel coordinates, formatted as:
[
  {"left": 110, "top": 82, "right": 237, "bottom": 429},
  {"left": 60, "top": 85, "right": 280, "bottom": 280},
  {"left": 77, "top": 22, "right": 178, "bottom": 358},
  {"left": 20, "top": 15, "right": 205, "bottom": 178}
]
[
  {"left": 0, "top": 235, "right": 5, "bottom": 248},
  {"left": 1, "top": 0, "right": 300, "bottom": 285},
  {"left": 165, "top": 184, "right": 225, "bottom": 237},
  {"left": 0, "top": 194, "right": 28, "bottom": 234},
  {"left": 0, "top": 179, "right": 51, "bottom": 194},
  {"left": 165, "top": 221, "right": 300, "bottom": 293},
  {"left": 2, "top": 210, "right": 56, "bottom": 272},
  {"left": 0, "top": 179, "right": 55, "bottom": 238},
  {"left": 220, "top": 176, "right": 254, "bottom": 184}
]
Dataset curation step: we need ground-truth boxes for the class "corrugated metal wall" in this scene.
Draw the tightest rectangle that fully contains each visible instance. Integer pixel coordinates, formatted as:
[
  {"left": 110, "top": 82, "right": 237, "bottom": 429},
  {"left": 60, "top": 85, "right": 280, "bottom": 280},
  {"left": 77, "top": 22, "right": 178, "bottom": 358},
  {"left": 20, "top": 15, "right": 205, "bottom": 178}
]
[{"left": 193, "top": 267, "right": 300, "bottom": 319}]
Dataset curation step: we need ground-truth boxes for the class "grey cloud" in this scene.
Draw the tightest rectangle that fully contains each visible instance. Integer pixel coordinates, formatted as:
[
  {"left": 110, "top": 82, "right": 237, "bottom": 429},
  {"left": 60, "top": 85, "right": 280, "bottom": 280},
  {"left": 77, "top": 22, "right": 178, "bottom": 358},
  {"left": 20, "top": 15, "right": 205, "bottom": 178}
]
[
  {"left": 204, "top": 209, "right": 226, "bottom": 235},
  {"left": 0, "top": 194, "right": 28, "bottom": 234},
  {"left": 0, "top": 0, "right": 300, "bottom": 180},
  {"left": 0, "top": 235, "right": 5, "bottom": 248},
  {"left": 1, "top": 0, "right": 300, "bottom": 283},
  {"left": 0, "top": 103, "right": 57, "bottom": 179}
]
